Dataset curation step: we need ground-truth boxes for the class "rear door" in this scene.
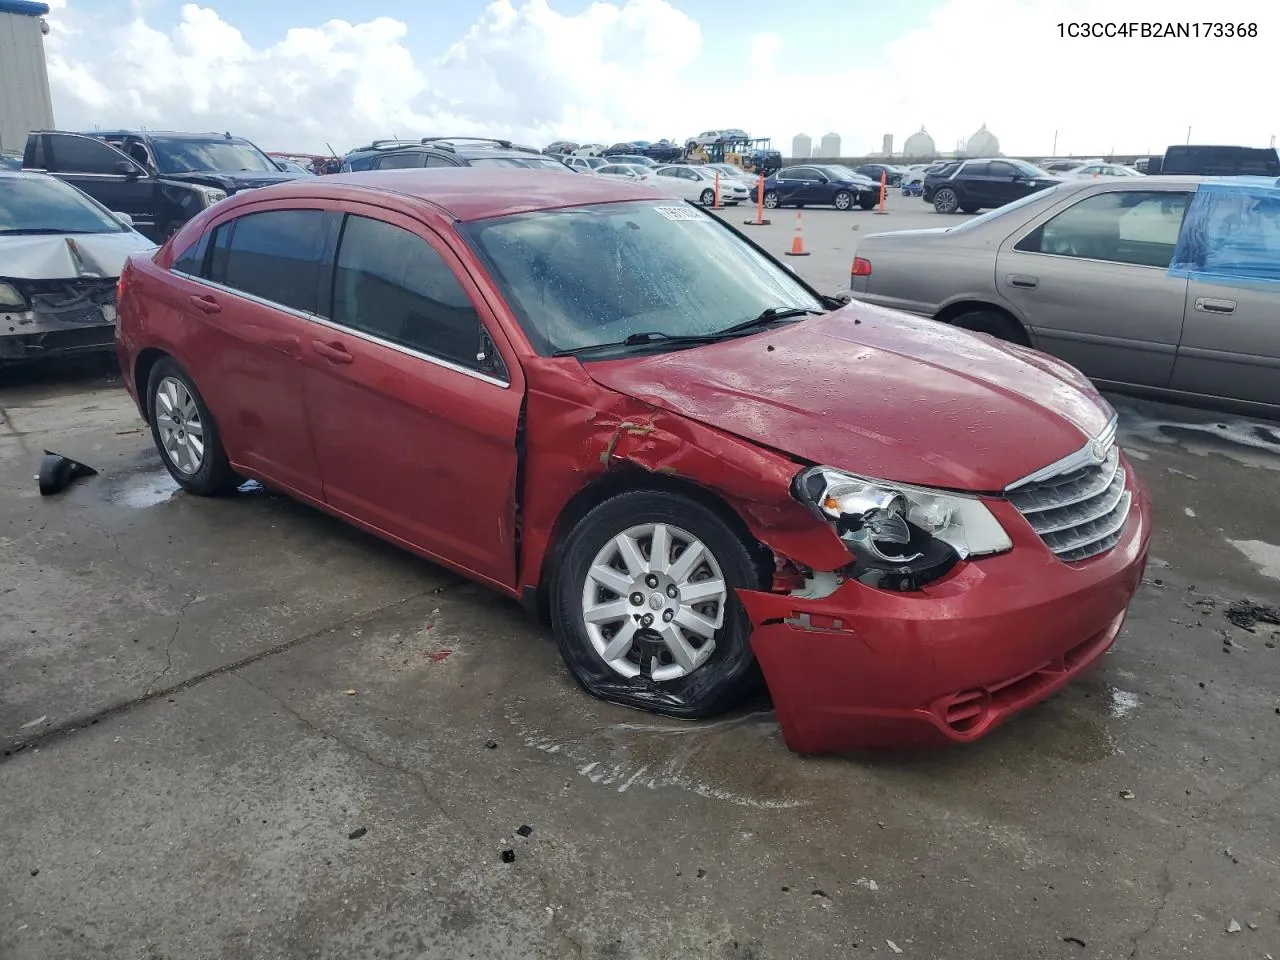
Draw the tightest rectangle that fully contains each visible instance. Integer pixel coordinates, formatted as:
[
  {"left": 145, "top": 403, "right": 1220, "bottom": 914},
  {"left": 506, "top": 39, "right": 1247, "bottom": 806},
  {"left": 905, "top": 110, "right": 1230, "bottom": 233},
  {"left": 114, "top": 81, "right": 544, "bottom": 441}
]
[
  {"left": 956, "top": 161, "right": 993, "bottom": 206},
  {"left": 302, "top": 205, "right": 523, "bottom": 587},
  {"left": 1170, "top": 194, "right": 1280, "bottom": 405},
  {"left": 40, "top": 133, "right": 157, "bottom": 233},
  {"left": 995, "top": 186, "right": 1193, "bottom": 387}
]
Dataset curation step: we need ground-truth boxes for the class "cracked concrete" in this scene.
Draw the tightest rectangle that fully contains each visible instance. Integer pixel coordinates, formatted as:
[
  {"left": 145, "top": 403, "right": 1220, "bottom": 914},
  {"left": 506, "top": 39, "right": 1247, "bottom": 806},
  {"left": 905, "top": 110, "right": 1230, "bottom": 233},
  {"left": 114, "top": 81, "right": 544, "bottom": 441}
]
[{"left": 3, "top": 236, "right": 1280, "bottom": 958}]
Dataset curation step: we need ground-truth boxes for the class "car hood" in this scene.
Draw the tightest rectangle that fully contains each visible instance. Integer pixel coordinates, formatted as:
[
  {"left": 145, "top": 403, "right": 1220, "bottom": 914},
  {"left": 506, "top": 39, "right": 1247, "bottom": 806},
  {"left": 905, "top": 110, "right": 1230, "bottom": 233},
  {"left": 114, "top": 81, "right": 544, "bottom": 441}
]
[
  {"left": 160, "top": 170, "right": 303, "bottom": 192},
  {"left": 583, "top": 304, "right": 1113, "bottom": 492},
  {"left": 0, "top": 231, "right": 157, "bottom": 280}
]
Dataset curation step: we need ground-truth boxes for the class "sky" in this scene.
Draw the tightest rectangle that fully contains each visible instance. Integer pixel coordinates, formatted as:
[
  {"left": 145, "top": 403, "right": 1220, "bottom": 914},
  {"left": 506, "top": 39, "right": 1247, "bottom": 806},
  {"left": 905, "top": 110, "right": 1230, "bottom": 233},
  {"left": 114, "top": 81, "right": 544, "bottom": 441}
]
[{"left": 36, "top": 0, "right": 1275, "bottom": 158}]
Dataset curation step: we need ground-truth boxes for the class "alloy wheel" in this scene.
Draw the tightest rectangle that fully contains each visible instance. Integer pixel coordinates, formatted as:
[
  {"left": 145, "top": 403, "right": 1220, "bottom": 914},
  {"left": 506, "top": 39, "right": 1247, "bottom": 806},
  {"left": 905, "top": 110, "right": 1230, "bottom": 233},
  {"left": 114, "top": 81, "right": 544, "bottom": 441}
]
[{"left": 154, "top": 375, "right": 205, "bottom": 475}]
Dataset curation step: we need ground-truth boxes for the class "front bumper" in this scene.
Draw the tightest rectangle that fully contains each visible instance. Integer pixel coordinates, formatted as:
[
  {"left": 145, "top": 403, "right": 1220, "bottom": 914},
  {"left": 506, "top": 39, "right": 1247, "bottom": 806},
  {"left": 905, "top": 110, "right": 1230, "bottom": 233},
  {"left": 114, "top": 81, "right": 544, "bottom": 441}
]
[
  {"left": 0, "top": 301, "right": 118, "bottom": 361},
  {"left": 738, "top": 483, "right": 1151, "bottom": 753}
]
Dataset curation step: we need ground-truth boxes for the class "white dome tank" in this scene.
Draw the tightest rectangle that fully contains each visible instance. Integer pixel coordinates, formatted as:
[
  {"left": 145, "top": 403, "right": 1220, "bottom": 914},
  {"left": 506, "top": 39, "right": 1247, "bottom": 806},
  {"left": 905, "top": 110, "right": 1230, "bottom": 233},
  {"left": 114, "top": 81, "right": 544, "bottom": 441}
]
[
  {"left": 966, "top": 124, "right": 1000, "bottom": 157},
  {"left": 903, "top": 127, "right": 936, "bottom": 159}
]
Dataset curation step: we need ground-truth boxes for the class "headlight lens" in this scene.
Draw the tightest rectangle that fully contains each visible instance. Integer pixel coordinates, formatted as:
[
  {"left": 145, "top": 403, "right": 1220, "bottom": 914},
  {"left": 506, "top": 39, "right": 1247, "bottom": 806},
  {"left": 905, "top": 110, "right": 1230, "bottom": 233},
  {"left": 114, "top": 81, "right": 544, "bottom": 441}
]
[
  {"left": 194, "top": 185, "right": 227, "bottom": 207},
  {"left": 795, "top": 466, "right": 1012, "bottom": 589},
  {"left": 0, "top": 282, "right": 26, "bottom": 308}
]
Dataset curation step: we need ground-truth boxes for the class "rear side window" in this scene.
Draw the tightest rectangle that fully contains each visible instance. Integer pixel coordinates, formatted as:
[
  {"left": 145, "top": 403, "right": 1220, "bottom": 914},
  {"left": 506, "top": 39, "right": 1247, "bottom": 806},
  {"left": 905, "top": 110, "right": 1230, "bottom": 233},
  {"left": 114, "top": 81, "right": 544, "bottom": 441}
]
[
  {"left": 218, "top": 210, "right": 328, "bottom": 313},
  {"left": 330, "top": 214, "right": 484, "bottom": 371},
  {"left": 172, "top": 231, "right": 210, "bottom": 276},
  {"left": 374, "top": 152, "right": 422, "bottom": 170},
  {"left": 962, "top": 162, "right": 990, "bottom": 177},
  {"left": 346, "top": 155, "right": 376, "bottom": 172},
  {"left": 1017, "top": 191, "right": 1191, "bottom": 267}
]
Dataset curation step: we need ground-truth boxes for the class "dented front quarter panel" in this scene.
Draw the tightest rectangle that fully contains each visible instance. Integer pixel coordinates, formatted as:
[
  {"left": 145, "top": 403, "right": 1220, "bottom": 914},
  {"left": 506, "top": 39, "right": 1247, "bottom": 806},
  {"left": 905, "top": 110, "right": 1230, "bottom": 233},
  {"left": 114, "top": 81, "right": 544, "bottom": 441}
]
[{"left": 518, "top": 357, "right": 852, "bottom": 592}]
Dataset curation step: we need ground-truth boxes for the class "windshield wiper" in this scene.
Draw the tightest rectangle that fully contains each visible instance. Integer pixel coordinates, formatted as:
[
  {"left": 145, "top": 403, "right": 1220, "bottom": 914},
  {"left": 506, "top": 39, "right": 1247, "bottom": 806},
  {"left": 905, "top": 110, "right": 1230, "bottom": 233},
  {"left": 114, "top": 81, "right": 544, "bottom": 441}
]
[
  {"left": 552, "top": 330, "right": 724, "bottom": 358},
  {"left": 0, "top": 228, "right": 94, "bottom": 236},
  {"left": 714, "top": 306, "right": 825, "bottom": 337}
]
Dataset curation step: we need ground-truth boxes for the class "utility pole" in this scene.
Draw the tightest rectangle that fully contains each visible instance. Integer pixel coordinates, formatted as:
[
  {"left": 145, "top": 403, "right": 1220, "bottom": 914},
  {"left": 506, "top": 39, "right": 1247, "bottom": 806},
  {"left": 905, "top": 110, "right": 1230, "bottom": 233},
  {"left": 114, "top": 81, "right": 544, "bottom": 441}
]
[
  {"left": 1052, "top": 130, "right": 1058, "bottom": 156},
  {"left": 1186, "top": 125, "right": 1192, "bottom": 144}
]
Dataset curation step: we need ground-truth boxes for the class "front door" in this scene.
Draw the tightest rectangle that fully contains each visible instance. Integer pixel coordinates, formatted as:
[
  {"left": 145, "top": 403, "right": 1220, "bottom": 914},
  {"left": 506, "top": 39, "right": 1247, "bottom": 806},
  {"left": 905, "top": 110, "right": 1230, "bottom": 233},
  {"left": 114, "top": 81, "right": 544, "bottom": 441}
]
[
  {"left": 165, "top": 204, "right": 328, "bottom": 500},
  {"left": 302, "top": 205, "right": 523, "bottom": 588},
  {"left": 1170, "top": 194, "right": 1280, "bottom": 406},
  {"left": 41, "top": 133, "right": 158, "bottom": 236},
  {"left": 995, "top": 187, "right": 1194, "bottom": 387}
]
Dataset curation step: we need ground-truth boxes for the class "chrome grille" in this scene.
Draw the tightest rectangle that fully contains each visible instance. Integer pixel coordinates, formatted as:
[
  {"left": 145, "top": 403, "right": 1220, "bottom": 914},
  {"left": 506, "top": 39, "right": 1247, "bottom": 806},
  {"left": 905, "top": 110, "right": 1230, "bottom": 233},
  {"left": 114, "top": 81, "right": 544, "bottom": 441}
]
[{"left": 1006, "top": 428, "right": 1133, "bottom": 563}]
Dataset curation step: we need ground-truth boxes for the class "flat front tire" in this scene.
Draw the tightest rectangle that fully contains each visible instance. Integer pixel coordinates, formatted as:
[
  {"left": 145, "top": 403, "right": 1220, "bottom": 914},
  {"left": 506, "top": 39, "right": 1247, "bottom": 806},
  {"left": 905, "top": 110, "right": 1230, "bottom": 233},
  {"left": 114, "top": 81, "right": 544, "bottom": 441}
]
[
  {"left": 146, "top": 356, "right": 239, "bottom": 495},
  {"left": 550, "top": 490, "right": 764, "bottom": 719}
]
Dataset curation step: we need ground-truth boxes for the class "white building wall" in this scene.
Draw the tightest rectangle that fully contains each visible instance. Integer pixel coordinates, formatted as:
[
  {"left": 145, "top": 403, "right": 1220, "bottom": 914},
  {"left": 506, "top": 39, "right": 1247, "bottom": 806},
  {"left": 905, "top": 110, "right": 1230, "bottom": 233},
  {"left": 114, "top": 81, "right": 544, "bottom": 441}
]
[{"left": 0, "top": 8, "right": 55, "bottom": 154}]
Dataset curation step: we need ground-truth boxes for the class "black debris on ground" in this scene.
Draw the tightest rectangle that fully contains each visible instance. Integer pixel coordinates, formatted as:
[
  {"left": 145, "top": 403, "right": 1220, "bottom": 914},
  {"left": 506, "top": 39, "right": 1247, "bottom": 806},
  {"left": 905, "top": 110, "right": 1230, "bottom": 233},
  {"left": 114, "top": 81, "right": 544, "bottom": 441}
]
[
  {"left": 696, "top": 868, "right": 707, "bottom": 879},
  {"left": 1225, "top": 600, "right": 1280, "bottom": 632},
  {"left": 500, "top": 849, "right": 516, "bottom": 863},
  {"left": 516, "top": 824, "right": 533, "bottom": 837},
  {"left": 348, "top": 827, "right": 367, "bottom": 840},
  {"left": 485, "top": 739, "right": 498, "bottom": 749},
  {"left": 36, "top": 451, "right": 99, "bottom": 496},
  {"left": 1063, "top": 936, "right": 1087, "bottom": 948}
]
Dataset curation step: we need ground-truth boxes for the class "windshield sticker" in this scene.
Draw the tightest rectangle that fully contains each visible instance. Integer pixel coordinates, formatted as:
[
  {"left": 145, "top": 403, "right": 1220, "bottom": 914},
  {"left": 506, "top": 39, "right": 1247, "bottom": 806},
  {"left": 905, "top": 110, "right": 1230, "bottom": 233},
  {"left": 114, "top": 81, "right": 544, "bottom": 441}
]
[{"left": 653, "top": 205, "right": 704, "bottom": 221}]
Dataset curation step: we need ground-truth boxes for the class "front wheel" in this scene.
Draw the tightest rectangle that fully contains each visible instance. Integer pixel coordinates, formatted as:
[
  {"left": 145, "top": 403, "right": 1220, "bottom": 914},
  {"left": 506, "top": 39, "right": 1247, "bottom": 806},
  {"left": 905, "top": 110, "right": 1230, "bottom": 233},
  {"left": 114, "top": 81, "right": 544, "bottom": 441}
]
[
  {"left": 763, "top": 191, "right": 780, "bottom": 209},
  {"left": 933, "top": 188, "right": 960, "bottom": 214},
  {"left": 859, "top": 196, "right": 877, "bottom": 210},
  {"left": 146, "top": 357, "right": 239, "bottom": 495},
  {"left": 550, "top": 491, "right": 764, "bottom": 719},
  {"left": 699, "top": 188, "right": 715, "bottom": 206},
  {"left": 833, "top": 190, "right": 853, "bottom": 211}
]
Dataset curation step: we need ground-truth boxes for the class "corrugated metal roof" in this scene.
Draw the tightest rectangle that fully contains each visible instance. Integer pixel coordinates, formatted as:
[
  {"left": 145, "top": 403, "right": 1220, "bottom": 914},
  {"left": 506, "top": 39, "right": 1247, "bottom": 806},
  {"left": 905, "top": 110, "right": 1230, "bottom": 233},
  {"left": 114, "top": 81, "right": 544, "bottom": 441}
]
[{"left": 0, "top": 1, "right": 50, "bottom": 16}]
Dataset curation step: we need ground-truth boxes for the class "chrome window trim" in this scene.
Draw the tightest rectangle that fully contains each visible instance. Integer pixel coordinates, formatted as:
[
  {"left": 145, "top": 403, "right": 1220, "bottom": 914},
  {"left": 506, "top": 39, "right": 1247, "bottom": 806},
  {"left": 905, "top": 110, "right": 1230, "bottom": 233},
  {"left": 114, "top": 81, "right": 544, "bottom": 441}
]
[
  {"left": 171, "top": 270, "right": 510, "bottom": 390},
  {"left": 1004, "top": 415, "right": 1119, "bottom": 492}
]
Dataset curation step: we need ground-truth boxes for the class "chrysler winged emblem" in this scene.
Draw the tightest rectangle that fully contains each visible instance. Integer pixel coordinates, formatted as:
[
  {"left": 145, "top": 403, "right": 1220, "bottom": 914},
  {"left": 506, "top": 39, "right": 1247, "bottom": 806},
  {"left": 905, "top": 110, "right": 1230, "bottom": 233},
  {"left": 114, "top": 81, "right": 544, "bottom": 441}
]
[{"left": 1089, "top": 439, "right": 1108, "bottom": 463}]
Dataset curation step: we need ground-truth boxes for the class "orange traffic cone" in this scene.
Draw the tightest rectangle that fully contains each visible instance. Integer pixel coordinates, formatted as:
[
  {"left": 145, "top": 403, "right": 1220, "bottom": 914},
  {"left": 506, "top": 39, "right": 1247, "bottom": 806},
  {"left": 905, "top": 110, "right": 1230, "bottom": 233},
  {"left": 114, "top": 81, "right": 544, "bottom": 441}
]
[{"left": 786, "top": 211, "right": 809, "bottom": 257}]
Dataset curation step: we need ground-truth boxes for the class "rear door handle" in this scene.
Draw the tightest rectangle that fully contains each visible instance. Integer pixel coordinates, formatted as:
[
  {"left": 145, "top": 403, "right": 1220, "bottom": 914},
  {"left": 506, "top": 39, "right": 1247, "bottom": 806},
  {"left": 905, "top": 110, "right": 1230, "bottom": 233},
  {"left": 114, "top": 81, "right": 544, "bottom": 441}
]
[
  {"left": 188, "top": 294, "right": 221, "bottom": 314},
  {"left": 311, "top": 340, "right": 354, "bottom": 364},
  {"left": 1194, "top": 297, "right": 1236, "bottom": 315},
  {"left": 1008, "top": 275, "right": 1039, "bottom": 289}
]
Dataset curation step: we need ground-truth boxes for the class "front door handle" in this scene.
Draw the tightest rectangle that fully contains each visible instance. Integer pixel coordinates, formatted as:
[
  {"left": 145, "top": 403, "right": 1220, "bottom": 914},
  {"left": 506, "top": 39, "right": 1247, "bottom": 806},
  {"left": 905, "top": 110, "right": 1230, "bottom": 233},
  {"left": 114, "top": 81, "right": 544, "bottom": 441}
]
[
  {"left": 1008, "top": 275, "right": 1039, "bottom": 289},
  {"left": 1194, "top": 297, "right": 1236, "bottom": 315},
  {"left": 188, "top": 294, "right": 221, "bottom": 314},
  {"left": 311, "top": 340, "right": 354, "bottom": 364}
]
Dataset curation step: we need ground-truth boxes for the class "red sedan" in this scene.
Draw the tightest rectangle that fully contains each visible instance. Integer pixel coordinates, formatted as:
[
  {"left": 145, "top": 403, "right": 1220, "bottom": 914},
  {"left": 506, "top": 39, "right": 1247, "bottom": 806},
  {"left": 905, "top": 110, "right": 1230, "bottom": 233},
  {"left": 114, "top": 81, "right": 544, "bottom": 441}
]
[{"left": 114, "top": 169, "right": 1150, "bottom": 754}]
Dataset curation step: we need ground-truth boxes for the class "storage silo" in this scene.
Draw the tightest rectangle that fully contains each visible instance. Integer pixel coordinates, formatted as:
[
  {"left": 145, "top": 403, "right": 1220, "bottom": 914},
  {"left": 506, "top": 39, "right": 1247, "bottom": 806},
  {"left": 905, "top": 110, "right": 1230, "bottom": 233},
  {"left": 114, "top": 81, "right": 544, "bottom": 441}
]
[
  {"left": 819, "top": 132, "right": 841, "bottom": 158},
  {"left": 881, "top": 133, "right": 893, "bottom": 156},
  {"left": 903, "top": 127, "right": 936, "bottom": 159},
  {"left": 0, "top": 0, "right": 54, "bottom": 155},
  {"left": 966, "top": 123, "right": 1000, "bottom": 158},
  {"left": 791, "top": 133, "right": 812, "bottom": 159}
]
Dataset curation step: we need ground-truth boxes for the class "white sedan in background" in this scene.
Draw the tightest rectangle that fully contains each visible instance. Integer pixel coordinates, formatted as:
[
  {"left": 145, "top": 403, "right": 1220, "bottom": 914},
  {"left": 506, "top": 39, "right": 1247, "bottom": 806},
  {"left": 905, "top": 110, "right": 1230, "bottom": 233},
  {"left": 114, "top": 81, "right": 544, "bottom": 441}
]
[
  {"left": 563, "top": 155, "right": 607, "bottom": 174},
  {"left": 1057, "top": 162, "right": 1145, "bottom": 179},
  {"left": 652, "top": 164, "right": 750, "bottom": 205},
  {"left": 595, "top": 163, "right": 656, "bottom": 183}
]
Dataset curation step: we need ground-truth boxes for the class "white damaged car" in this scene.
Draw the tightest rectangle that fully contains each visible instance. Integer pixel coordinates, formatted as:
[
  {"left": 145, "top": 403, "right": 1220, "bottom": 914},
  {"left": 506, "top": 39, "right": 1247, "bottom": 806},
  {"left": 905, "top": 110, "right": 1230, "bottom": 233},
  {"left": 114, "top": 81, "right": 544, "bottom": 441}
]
[{"left": 1, "top": 171, "right": 157, "bottom": 362}]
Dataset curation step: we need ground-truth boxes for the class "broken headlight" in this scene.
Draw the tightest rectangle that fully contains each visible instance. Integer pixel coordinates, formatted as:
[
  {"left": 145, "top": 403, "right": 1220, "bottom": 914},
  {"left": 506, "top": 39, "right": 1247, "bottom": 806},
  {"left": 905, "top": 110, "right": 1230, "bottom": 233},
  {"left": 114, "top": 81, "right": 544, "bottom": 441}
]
[
  {"left": 193, "top": 185, "right": 227, "bottom": 208},
  {"left": 0, "top": 282, "right": 26, "bottom": 308},
  {"left": 794, "top": 466, "right": 1012, "bottom": 590}
]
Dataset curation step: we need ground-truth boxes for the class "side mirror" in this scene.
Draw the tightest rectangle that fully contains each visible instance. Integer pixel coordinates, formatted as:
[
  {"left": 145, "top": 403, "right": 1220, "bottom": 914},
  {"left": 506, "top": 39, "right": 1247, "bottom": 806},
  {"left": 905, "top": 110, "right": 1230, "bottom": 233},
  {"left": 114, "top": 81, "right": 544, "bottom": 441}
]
[
  {"left": 115, "top": 159, "right": 143, "bottom": 179},
  {"left": 113, "top": 211, "right": 134, "bottom": 227}
]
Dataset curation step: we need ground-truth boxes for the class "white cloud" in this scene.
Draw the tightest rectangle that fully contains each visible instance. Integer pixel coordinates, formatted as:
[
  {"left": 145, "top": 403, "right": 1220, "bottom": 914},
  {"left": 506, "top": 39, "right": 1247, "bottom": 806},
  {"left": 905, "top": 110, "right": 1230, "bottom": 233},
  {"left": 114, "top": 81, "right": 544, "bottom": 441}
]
[{"left": 41, "top": 0, "right": 1276, "bottom": 158}]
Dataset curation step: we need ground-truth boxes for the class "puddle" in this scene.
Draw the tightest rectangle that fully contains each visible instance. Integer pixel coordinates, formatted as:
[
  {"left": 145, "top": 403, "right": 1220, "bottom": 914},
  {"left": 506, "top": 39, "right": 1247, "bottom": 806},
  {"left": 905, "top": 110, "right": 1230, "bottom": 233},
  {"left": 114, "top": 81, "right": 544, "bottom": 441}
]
[
  {"left": 112, "top": 471, "right": 180, "bottom": 508},
  {"left": 1227, "top": 539, "right": 1280, "bottom": 581},
  {"left": 1108, "top": 689, "right": 1140, "bottom": 719},
  {"left": 1116, "top": 406, "right": 1280, "bottom": 471},
  {"left": 1123, "top": 447, "right": 1150, "bottom": 461}
]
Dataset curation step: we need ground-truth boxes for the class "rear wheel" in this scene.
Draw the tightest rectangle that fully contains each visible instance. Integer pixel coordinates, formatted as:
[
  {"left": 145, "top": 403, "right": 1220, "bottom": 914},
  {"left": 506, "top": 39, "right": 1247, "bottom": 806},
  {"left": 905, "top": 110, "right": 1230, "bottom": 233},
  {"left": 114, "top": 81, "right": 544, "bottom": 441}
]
[
  {"left": 933, "top": 188, "right": 960, "bottom": 214},
  {"left": 550, "top": 491, "right": 764, "bottom": 719},
  {"left": 763, "top": 191, "right": 780, "bottom": 209},
  {"left": 146, "top": 357, "right": 239, "bottom": 495},
  {"left": 948, "top": 309, "right": 1030, "bottom": 346},
  {"left": 833, "top": 190, "right": 853, "bottom": 211}
]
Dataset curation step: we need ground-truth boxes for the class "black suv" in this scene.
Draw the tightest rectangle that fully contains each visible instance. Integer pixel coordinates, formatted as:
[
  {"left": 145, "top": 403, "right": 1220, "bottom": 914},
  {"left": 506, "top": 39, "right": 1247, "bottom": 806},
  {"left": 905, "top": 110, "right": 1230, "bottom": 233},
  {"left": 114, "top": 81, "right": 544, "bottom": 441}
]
[
  {"left": 922, "top": 158, "right": 1061, "bottom": 214},
  {"left": 22, "top": 130, "right": 303, "bottom": 242},
  {"left": 341, "top": 137, "right": 573, "bottom": 173}
]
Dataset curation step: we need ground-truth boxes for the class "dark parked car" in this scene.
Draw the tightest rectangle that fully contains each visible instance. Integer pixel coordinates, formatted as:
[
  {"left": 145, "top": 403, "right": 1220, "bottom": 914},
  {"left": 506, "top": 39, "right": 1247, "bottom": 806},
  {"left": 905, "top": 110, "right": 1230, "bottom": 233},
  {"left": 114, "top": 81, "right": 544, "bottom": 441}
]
[
  {"left": 853, "top": 163, "right": 906, "bottom": 186},
  {"left": 1148, "top": 144, "right": 1280, "bottom": 177},
  {"left": 341, "top": 137, "right": 573, "bottom": 173},
  {"left": 22, "top": 129, "right": 303, "bottom": 241},
  {"left": 113, "top": 168, "right": 1148, "bottom": 754},
  {"left": 922, "top": 158, "right": 1062, "bottom": 214},
  {"left": 762, "top": 165, "right": 880, "bottom": 211},
  {"left": 640, "top": 140, "right": 684, "bottom": 163},
  {"left": 1, "top": 152, "right": 22, "bottom": 171}
]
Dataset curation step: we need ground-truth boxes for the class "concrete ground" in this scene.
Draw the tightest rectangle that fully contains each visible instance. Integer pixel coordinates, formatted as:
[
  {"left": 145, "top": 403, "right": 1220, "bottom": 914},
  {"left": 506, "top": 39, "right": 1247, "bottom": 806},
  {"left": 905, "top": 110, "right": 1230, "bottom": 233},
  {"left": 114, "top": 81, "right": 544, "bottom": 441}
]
[{"left": 3, "top": 192, "right": 1280, "bottom": 960}]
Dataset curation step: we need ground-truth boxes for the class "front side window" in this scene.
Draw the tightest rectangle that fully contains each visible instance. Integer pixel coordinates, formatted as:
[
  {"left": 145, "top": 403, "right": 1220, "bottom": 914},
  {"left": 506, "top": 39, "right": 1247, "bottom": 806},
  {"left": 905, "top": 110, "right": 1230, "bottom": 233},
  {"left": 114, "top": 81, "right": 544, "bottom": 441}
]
[
  {"left": 962, "top": 162, "right": 991, "bottom": 177},
  {"left": 331, "top": 215, "right": 486, "bottom": 372},
  {"left": 462, "top": 200, "right": 824, "bottom": 356},
  {"left": 218, "top": 209, "right": 328, "bottom": 312},
  {"left": 47, "top": 134, "right": 132, "bottom": 175},
  {"left": 0, "top": 175, "right": 129, "bottom": 235},
  {"left": 1016, "top": 190, "right": 1191, "bottom": 267}
]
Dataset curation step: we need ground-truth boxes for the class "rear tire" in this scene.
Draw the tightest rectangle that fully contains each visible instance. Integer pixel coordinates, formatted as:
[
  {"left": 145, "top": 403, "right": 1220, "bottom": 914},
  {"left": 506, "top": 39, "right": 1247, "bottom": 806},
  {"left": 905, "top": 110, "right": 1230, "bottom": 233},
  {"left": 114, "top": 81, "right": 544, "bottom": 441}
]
[
  {"left": 146, "top": 356, "right": 239, "bottom": 496},
  {"left": 550, "top": 490, "right": 765, "bottom": 719},
  {"left": 933, "top": 188, "right": 960, "bottom": 214},
  {"left": 947, "top": 309, "right": 1030, "bottom": 346}
]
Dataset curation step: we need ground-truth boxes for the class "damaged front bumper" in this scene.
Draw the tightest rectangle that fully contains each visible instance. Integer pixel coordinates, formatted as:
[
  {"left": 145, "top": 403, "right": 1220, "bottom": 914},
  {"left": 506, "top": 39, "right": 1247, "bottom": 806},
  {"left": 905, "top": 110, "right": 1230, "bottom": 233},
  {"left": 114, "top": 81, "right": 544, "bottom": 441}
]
[
  {"left": 739, "top": 488, "right": 1151, "bottom": 754},
  {"left": 0, "top": 278, "right": 119, "bottom": 360}
]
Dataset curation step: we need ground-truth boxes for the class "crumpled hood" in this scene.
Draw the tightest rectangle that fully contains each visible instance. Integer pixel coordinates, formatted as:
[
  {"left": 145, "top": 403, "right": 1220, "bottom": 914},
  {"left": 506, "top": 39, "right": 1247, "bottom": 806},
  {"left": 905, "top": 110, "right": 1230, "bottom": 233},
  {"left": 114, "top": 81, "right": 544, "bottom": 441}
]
[
  {"left": 583, "top": 304, "right": 1114, "bottom": 492},
  {"left": 0, "top": 231, "right": 157, "bottom": 281},
  {"left": 161, "top": 170, "right": 302, "bottom": 193}
]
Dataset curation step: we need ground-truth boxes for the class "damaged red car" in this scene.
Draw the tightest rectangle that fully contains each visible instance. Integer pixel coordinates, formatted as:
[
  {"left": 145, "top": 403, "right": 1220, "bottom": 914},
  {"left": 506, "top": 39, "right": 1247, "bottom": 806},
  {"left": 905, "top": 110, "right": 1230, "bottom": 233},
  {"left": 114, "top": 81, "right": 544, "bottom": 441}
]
[{"left": 114, "top": 169, "right": 1150, "bottom": 754}]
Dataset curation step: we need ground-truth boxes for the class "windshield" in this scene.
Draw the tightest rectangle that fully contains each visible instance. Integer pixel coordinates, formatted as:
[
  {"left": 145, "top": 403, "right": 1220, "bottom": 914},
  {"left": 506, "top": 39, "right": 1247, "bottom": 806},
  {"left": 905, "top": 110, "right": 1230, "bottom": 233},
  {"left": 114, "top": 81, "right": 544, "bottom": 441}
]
[
  {"left": 462, "top": 200, "right": 825, "bottom": 356},
  {"left": 151, "top": 137, "right": 278, "bottom": 174},
  {"left": 470, "top": 155, "right": 570, "bottom": 170},
  {"left": 947, "top": 184, "right": 1067, "bottom": 232},
  {"left": 0, "top": 176, "right": 127, "bottom": 235}
]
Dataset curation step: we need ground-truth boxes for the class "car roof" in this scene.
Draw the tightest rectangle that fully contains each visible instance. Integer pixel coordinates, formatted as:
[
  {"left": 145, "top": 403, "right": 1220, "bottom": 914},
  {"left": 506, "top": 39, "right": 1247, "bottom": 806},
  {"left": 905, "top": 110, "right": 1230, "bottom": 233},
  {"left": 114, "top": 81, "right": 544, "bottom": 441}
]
[
  {"left": 236, "top": 168, "right": 672, "bottom": 222},
  {"left": 72, "top": 130, "right": 251, "bottom": 142}
]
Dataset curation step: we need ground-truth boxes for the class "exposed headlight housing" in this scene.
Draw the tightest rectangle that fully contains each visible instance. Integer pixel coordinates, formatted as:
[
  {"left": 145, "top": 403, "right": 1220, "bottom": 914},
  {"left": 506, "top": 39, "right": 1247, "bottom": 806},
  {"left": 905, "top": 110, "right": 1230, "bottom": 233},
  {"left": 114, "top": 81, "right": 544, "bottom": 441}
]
[
  {"left": 0, "top": 282, "right": 26, "bottom": 309},
  {"left": 193, "top": 185, "right": 227, "bottom": 207},
  {"left": 794, "top": 466, "right": 1013, "bottom": 591}
]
